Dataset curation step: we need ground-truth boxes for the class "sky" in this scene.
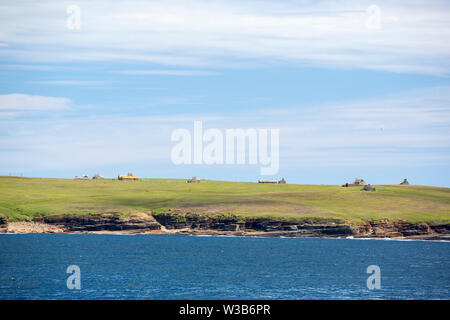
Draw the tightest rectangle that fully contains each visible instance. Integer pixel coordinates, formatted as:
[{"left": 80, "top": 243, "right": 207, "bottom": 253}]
[{"left": 0, "top": 0, "right": 450, "bottom": 186}]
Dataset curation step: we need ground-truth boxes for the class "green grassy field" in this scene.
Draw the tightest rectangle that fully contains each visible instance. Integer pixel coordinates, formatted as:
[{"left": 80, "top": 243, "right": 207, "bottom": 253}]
[{"left": 0, "top": 176, "right": 449, "bottom": 223}]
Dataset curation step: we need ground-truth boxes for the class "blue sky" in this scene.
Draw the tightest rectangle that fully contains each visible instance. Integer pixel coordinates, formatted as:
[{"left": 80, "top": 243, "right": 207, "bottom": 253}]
[{"left": 1, "top": 0, "right": 450, "bottom": 186}]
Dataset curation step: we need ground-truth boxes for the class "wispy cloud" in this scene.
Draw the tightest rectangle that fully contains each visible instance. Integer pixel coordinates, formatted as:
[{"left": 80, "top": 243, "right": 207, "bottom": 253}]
[
  {"left": 0, "top": 64, "right": 78, "bottom": 71},
  {"left": 30, "top": 80, "right": 106, "bottom": 86},
  {"left": 0, "top": 86, "right": 449, "bottom": 174},
  {"left": 0, "top": 0, "right": 449, "bottom": 75},
  {"left": 114, "top": 70, "right": 218, "bottom": 76},
  {"left": 0, "top": 94, "right": 72, "bottom": 111}
]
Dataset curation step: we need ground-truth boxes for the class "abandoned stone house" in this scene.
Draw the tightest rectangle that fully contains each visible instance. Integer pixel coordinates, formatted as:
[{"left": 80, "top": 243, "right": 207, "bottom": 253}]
[
  {"left": 362, "top": 184, "right": 376, "bottom": 191},
  {"left": 258, "top": 179, "right": 278, "bottom": 184},
  {"left": 118, "top": 172, "right": 139, "bottom": 180},
  {"left": 342, "top": 178, "right": 366, "bottom": 187},
  {"left": 400, "top": 178, "right": 409, "bottom": 185},
  {"left": 187, "top": 176, "right": 200, "bottom": 183},
  {"left": 258, "top": 178, "right": 287, "bottom": 184}
]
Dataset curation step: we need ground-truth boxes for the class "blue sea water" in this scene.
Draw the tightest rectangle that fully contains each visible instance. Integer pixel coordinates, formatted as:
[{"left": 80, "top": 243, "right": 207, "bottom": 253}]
[{"left": 0, "top": 234, "right": 448, "bottom": 300}]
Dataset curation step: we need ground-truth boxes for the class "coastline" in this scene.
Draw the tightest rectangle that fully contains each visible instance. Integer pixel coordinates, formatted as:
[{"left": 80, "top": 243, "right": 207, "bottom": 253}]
[{"left": 1, "top": 213, "right": 449, "bottom": 241}]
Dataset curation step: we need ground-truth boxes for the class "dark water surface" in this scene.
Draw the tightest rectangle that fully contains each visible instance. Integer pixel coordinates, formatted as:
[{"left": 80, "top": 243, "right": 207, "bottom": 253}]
[{"left": 0, "top": 234, "right": 448, "bottom": 299}]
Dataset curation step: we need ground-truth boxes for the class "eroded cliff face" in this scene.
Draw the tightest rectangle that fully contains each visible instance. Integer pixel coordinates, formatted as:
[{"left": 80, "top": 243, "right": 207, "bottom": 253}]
[
  {"left": 46, "top": 212, "right": 161, "bottom": 233},
  {"left": 152, "top": 212, "right": 355, "bottom": 236},
  {"left": 39, "top": 213, "right": 161, "bottom": 232},
  {"left": 1, "top": 212, "right": 161, "bottom": 234},
  {"left": 0, "top": 217, "right": 7, "bottom": 233},
  {"left": 355, "top": 220, "right": 435, "bottom": 238},
  {"left": 1, "top": 212, "right": 449, "bottom": 240},
  {"left": 152, "top": 213, "right": 450, "bottom": 240}
]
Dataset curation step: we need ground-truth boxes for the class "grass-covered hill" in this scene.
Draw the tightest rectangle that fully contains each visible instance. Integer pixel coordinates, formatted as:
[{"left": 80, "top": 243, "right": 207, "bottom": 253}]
[{"left": 0, "top": 176, "right": 449, "bottom": 224}]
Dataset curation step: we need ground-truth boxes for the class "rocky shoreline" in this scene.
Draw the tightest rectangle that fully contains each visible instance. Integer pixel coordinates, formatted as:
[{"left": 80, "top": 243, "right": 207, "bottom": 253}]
[{"left": 0, "top": 212, "right": 449, "bottom": 241}]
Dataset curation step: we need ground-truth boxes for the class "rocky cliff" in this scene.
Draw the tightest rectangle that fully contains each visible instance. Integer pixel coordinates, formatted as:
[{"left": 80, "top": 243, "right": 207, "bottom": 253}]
[
  {"left": 0, "top": 216, "right": 7, "bottom": 233},
  {"left": 152, "top": 212, "right": 450, "bottom": 240},
  {"left": 1, "top": 212, "right": 161, "bottom": 234},
  {"left": 1, "top": 212, "right": 449, "bottom": 240},
  {"left": 39, "top": 212, "right": 161, "bottom": 232}
]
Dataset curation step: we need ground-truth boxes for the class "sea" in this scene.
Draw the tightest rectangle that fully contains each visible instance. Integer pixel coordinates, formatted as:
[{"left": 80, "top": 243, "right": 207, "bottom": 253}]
[{"left": 0, "top": 234, "right": 448, "bottom": 299}]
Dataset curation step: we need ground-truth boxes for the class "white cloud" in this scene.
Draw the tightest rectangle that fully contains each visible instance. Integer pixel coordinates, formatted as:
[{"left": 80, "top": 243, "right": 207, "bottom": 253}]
[
  {"left": 0, "top": 86, "right": 449, "bottom": 173},
  {"left": 30, "top": 80, "right": 106, "bottom": 86},
  {"left": 0, "top": 64, "right": 78, "bottom": 71},
  {"left": 114, "top": 70, "right": 218, "bottom": 76},
  {"left": 0, "top": 0, "right": 449, "bottom": 75},
  {"left": 0, "top": 94, "right": 72, "bottom": 111}
]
